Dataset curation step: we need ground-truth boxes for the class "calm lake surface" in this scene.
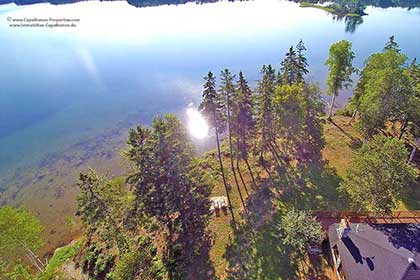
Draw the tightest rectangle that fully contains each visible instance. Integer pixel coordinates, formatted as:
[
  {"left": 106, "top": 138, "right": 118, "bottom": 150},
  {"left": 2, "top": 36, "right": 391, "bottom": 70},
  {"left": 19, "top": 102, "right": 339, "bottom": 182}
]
[{"left": 1, "top": 0, "right": 420, "bottom": 188}]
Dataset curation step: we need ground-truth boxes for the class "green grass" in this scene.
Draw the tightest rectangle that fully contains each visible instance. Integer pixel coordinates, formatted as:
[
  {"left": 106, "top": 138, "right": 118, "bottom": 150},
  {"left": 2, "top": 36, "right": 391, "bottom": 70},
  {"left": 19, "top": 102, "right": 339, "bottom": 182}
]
[
  {"left": 324, "top": 116, "right": 420, "bottom": 211},
  {"left": 37, "top": 240, "right": 82, "bottom": 280},
  {"left": 21, "top": 115, "right": 420, "bottom": 280},
  {"left": 208, "top": 115, "right": 420, "bottom": 279},
  {"left": 346, "top": 13, "right": 362, "bottom": 17},
  {"left": 299, "top": 2, "right": 336, "bottom": 13},
  {"left": 299, "top": 2, "right": 363, "bottom": 18}
]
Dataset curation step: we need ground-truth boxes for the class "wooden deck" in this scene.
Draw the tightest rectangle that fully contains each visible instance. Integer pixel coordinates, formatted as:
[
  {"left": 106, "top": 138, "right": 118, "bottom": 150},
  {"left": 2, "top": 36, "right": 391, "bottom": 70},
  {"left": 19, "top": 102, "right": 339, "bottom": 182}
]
[{"left": 313, "top": 211, "right": 420, "bottom": 231}]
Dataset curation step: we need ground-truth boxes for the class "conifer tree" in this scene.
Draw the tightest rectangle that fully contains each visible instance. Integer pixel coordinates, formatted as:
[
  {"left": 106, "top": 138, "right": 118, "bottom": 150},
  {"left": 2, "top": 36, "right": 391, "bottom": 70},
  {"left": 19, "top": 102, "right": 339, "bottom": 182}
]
[
  {"left": 126, "top": 115, "right": 212, "bottom": 278},
  {"left": 234, "top": 71, "right": 256, "bottom": 190},
  {"left": 220, "top": 69, "right": 247, "bottom": 213},
  {"left": 280, "top": 46, "right": 299, "bottom": 85},
  {"left": 256, "top": 65, "right": 277, "bottom": 179},
  {"left": 279, "top": 41, "right": 309, "bottom": 85},
  {"left": 384, "top": 35, "right": 401, "bottom": 53},
  {"left": 296, "top": 40, "right": 309, "bottom": 83},
  {"left": 199, "top": 72, "right": 236, "bottom": 227}
]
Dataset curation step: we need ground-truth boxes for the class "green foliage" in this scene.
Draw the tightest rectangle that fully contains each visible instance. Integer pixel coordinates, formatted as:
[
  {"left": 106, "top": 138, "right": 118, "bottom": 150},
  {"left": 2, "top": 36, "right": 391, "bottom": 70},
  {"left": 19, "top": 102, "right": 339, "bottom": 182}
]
[
  {"left": 279, "top": 40, "right": 309, "bottom": 85},
  {"left": 199, "top": 71, "right": 225, "bottom": 131},
  {"left": 356, "top": 46, "right": 410, "bottom": 136},
  {"left": 81, "top": 242, "right": 115, "bottom": 279},
  {"left": 325, "top": 40, "right": 355, "bottom": 97},
  {"left": 111, "top": 237, "right": 167, "bottom": 280},
  {"left": 38, "top": 241, "right": 81, "bottom": 280},
  {"left": 273, "top": 83, "right": 325, "bottom": 161},
  {"left": 256, "top": 65, "right": 276, "bottom": 155},
  {"left": 384, "top": 35, "right": 400, "bottom": 53},
  {"left": 126, "top": 114, "right": 212, "bottom": 278},
  {"left": 200, "top": 70, "right": 235, "bottom": 227},
  {"left": 225, "top": 208, "right": 323, "bottom": 280},
  {"left": 1, "top": 260, "right": 33, "bottom": 280},
  {"left": 64, "top": 40, "right": 420, "bottom": 280},
  {"left": 234, "top": 71, "right": 256, "bottom": 161},
  {"left": 335, "top": 104, "right": 354, "bottom": 117},
  {"left": 301, "top": 0, "right": 366, "bottom": 17},
  {"left": 405, "top": 58, "right": 420, "bottom": 136},
  {"left": 341, "top": 135, "right": 418, "bottom": 214},
  {"left": 274, "top": 83, "right": 307, "bottom": 154},
  {"left": 0, "top": 206, "right": 43, "bottom": 263},
  {"left": 77, "top": 173, "right": 131, "bottom": 251},
  {"left": 280, "top": 208, "right": 324, "bottom": 256}
]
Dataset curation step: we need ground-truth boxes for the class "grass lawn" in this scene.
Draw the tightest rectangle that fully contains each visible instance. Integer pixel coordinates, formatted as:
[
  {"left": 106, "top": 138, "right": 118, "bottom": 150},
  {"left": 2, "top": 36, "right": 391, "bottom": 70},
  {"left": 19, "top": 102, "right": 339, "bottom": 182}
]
[{"left": 207, "top": 115, "right": 420, "bottom": 279}]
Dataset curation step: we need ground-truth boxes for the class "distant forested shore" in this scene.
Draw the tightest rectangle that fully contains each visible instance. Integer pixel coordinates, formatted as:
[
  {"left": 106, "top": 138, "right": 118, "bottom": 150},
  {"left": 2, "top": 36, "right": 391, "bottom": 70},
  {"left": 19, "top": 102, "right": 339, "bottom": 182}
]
[{"left": 1, "top": 0, "right": 419, "bottom": 9}]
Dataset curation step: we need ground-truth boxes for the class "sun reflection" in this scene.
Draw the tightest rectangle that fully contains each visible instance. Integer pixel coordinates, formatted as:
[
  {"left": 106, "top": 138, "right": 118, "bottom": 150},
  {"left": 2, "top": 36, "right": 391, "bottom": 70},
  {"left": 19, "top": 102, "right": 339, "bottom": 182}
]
[{"left": 186, "top": 107, "right": 208, "bottom": 139}]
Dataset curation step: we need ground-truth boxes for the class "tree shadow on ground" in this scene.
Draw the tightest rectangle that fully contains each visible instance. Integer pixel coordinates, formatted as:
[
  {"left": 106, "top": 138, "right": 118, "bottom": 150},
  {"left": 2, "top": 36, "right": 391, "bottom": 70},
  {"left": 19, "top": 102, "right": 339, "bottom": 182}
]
[
  {"left": 187, "top": 233, "right": 218, "bottom": 280},
  {"left": 329, "top": 119, "right": 362, "bottom": 149},
  {"left": 224, "top": 159, "right": 343, "bottom": 279},
  {"left": 224, "top": 175, "right": 301, "bottom": 280},
  {"left": 400, "top": 181, "right": 420, "bottom": 210},
  {"left": 275, "top": 158, "right": 345, "bottom": 211},
  {"left": 224, "top": 215, "right": 300, "bottom": 280},
  {"left": 224, "top": 117, "right": 348, "bottom": 279}
]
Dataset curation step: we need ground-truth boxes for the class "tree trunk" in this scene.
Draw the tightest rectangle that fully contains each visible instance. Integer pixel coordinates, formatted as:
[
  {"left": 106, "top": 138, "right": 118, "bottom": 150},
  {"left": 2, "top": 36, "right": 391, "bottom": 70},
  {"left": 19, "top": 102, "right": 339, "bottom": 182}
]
[
  {"left": 227, "top": 107, "right": 247, "bottom": 213},
  {"left": 348, "top": 109, "right": 357, "bottom": 125},
  {"left": 26, "top": 252, "right": 44, "bottom": 273},
  {"left": 409, "top": 138, "right": 420, "bottom": 164},
  {"left": 21, "top": 243, "right": 45, "bottom": 273},
  {"left": 215, "top": 125, "right": 236, "bottom": 229},
  {"left": 166, "top": 220, "right": 175, "bottom": 279},
  {"left": 244, "top": 158, "right": 257, "bottom": 188},
  {"left": 399, "top": 117, "right": 408, "bottom": 140},
  {"left": 236, "top": 157, "right": 249, "bottom": 197},
  {"left": 328, "top": 94, "right": 336, "bottom": 119},
  {"left": 259, "top": 153, "right": 274, "bottom": 183},
  {"left": 269, "top": 141, "right": 282, "bottom": 164},
  {"left": 271, "top": 139, "right": 283, "bottom": 157}
]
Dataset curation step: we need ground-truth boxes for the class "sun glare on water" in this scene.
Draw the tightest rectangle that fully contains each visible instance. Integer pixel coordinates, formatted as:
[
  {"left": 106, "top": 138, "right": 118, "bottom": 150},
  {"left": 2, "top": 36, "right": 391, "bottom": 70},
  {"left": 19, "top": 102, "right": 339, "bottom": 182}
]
[{"left": 186, "top": 108, "right": 209, "bottom": 139}]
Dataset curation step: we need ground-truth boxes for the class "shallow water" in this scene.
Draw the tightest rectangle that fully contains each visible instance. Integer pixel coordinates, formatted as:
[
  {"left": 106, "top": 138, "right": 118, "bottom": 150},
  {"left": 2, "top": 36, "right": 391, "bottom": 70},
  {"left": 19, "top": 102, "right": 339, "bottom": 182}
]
[{"left": 0, "top": 0, "right": 419, "bottom": 186}]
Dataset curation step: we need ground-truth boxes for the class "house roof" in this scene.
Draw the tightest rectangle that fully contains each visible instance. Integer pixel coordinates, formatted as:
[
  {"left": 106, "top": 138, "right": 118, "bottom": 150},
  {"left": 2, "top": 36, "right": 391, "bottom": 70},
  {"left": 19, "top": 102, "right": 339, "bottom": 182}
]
[{"left": 328, "top": 223, "right": 420, "bottom": 280}]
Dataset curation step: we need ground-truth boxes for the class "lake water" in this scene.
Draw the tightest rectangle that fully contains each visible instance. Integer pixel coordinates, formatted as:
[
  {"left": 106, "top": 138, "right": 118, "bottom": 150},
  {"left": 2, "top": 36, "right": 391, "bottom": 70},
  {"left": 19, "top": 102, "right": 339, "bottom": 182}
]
[{"left": 1, "top": 0, "right": 420, "bottom": 189}]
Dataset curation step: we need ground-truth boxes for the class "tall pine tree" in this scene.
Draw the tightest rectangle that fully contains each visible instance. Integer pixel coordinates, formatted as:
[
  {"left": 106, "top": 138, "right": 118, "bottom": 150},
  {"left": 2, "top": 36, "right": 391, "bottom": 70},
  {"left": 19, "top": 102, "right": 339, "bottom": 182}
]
[
  {"left": 126, "top": 115, "right": 212, "bottom": 279},
  {"left": 234, "top": 71, "right": 256, "bottom": 191},
  {"left": 280, "top": 46, "right": 299, "bottom": 85},
  {"left": 296, "top": 40, "right": 309, "bottom": 83},
  {"left": 220, "top": 69, "right": 247, "bottom": 213},
  {"left": 256, "top": 65, "right": 277, "bottom": 179},
  {"left": 199, "top": 72, "right": 237, "bottom": 228}
]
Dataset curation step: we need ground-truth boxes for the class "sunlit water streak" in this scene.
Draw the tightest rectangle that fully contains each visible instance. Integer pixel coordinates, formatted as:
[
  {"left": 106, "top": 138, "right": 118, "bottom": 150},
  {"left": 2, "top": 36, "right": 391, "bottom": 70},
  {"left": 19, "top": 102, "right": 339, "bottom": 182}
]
[
  {"left": 0, "top": 0, "right": 419, "bottom": 186},
  {"left": 186, "top": 107, "right": 209, "bottom": 139}
]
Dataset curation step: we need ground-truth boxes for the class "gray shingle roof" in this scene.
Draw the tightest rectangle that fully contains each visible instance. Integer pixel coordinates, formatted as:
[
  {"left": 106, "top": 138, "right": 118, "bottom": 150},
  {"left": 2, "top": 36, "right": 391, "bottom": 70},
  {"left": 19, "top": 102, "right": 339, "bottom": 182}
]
[{"left": 329, "top": 223, "right": 420, "bottom": 280}]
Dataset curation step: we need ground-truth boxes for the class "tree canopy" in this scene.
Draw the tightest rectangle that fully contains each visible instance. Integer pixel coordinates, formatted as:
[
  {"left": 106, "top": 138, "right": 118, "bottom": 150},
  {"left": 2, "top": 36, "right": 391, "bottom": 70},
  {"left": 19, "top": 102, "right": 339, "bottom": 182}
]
[
  {"left": 356, "top": 46, "right": 410, "bottom": 136},
  {"left": 325, "top": 40, "right": 355, "bottom": 118},
  {"left": 0, "top": 206, "right": 44, "bottom": 274},
  {"left": 280, "top": 209, "right": 324, "bottom": 256},
  {"left": 341, "top": 135, "right": 418, "bottom": 215},
  {"left": 126, "top": 114, "right": 213, "bottom": 279}
]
